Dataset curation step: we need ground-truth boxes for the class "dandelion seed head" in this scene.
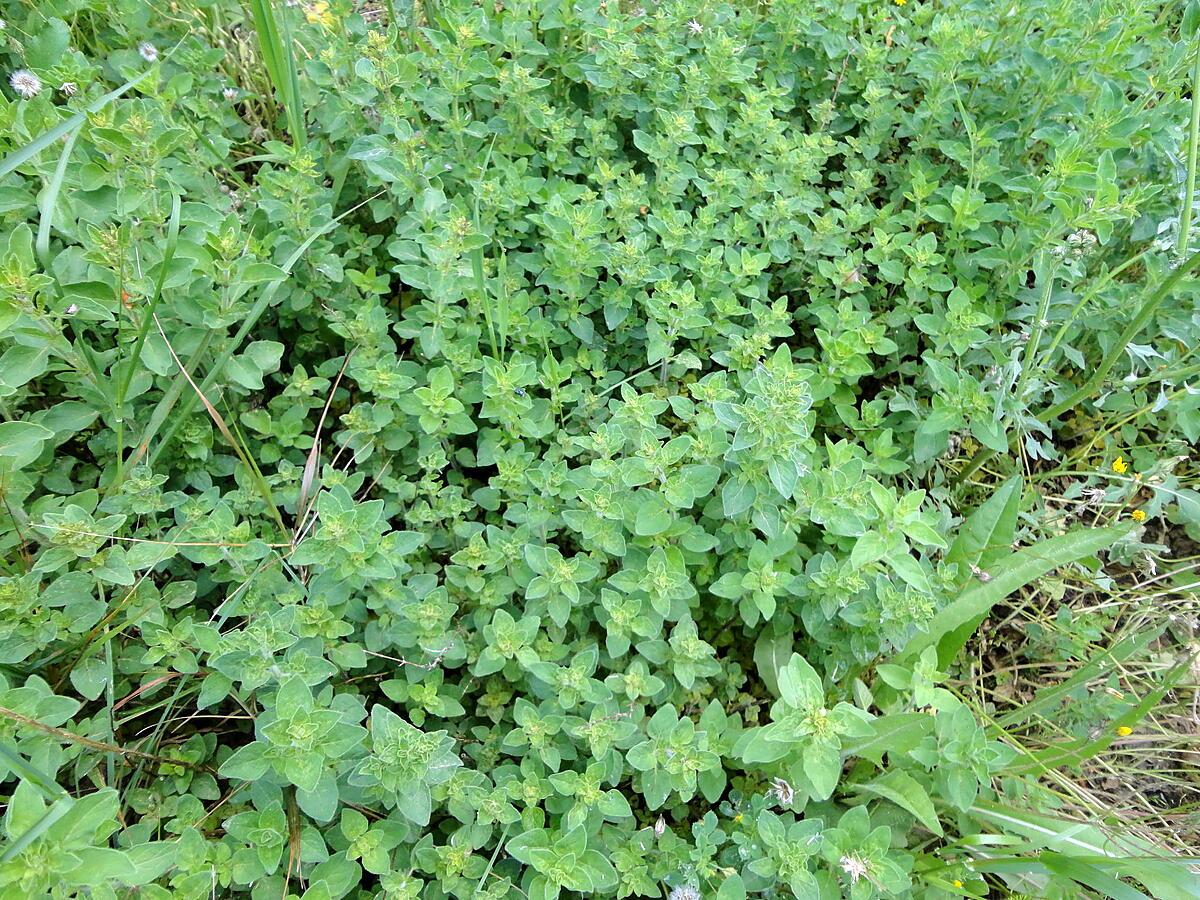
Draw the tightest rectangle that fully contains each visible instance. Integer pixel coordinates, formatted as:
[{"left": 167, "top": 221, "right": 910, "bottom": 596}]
[{"left": 9, "top": 70, "right": 43, "bottom": 99}]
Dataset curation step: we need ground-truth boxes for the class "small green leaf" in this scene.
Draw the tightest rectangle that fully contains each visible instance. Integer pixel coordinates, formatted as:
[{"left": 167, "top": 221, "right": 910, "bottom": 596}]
[{"left": 634, "top": 493, "right": 673, "bottom": 536}]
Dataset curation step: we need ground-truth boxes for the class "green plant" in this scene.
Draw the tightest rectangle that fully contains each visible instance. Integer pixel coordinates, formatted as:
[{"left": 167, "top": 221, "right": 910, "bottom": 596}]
[{"left": 2, "top": 0, "right": 1200, "bottom": 898}]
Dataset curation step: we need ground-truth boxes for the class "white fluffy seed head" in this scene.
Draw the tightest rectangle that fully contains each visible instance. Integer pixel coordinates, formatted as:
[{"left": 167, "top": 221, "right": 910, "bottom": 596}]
[
  {"left": 138, "top": 42, "right": 158, "bottom": 62},
  {"left": 840, "top": 854, "right": 869, "bottom": 884},
  {"left": 9, "top": 70, "right": 43, "bottom": 99}
]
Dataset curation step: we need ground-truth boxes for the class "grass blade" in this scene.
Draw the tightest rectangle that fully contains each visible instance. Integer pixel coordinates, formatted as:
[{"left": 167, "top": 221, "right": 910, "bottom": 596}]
[
  {"left": 956, "top": 247, "right": 1200, "bottom": 483},
  {"left": 1178, "top": 40, "right": 1200, "bottom": 258},
  {"left": 1015, "top": 657, "right": 1192, "bottom": 772},
  {"left": 1040, "top": 851, "right": 1152, "bottom": 900},
  {"left": 117, "top": 194, "right": 181, "bottom": 405},
  {"left": 1042, "top": 248, "right": 1200, "bottom": 421},
  {"left": 114, "top": 194, "right": 181, "bottom": 484},
  {"left": 994, "top": 626, "right": 1164, "bottom": 729},
  {"left": 152, "top": 314, "right": 287, "bottom": 536},
  {"left": 969, "top": 799, "right": 1200, "bottom": 899},
  {"left": 34, "top": 127, "right": 80, "bottom": 269},
  {"left": 0, "top": 744, "right": 70, "bottom": 801},
  {"left": 296, "top": 349, "right": 353, "bottom": 529},
  {"left": 247, "top": 0, "right": 306, "bottom": 147}
]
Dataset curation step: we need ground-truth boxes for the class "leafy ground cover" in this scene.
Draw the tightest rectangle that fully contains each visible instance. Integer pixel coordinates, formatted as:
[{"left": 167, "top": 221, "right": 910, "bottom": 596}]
[{"left": 2, "top": 0, "right": 1200, "bottom": 897}]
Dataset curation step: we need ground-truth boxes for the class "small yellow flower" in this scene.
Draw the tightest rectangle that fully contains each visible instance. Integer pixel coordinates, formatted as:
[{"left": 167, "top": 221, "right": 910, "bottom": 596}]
[
  {"left": 1111, "top": 456, "right": 1128, "bottom": 474},
  {"left": 1115, "top": 725, "right": 1133, "bottom": 737},
  {"left": 733, "top": 813, "right": 743, "bottom": 823},
  {"left": 305, "top": 1, "right": 334, "bottom": 27},
  {"left": 952, "top": 881, "right": 964, "bottom": 890},
  {"left": 894, "top": 0, "right": 908, "bottom": 5},
  {"left": 1130, "top": 509, "right": 1147, "bottom": 522}
]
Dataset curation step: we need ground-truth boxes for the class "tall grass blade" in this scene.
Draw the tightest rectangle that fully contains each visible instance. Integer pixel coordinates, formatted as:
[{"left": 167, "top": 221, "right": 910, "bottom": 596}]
[
  {"left": 152, "top": 314, "right": 287, "bottom": 536},
  {"left": 957, "top": 247, "right": 1200, "bottom": 482},
  {"left": 114, "top": 194, "right": 181, "bottom": 484},
  {"left": 247, "top": 0, "right": 306, "bottom": 147},
  {"left": 34, "top": 128, "right": 79, "bottom": 269},
  {"left": 0, "top": 744, "right": 69, "bottom": 801},
  {"left": 118, "top": 194, "right": 181, "bottom": 406},
  {"left": 1178, "top": 41, "right": 1200, "bottom": 258}
]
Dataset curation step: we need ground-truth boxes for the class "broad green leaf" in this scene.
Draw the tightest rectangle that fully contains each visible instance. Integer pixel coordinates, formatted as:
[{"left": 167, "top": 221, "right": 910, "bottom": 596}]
[
  {"left": 946, "top": 474, "right": 1022, "bottom": 571},
  {"left": 896, "top": 524, "right": 1131, "bottom": 668},
  {"left": 857, "top": 769, "right": 942, "bottom": 836},
  {"left": 843, "top": 713, "right": 933, "bottom": 763},
  {"left": 0, "top": 421, "right": 54, "bottom": 470},
  {"left": 802, "top": 740, "right": 841, "bottom": 799},
  {"left": 634, "top": 493, "right": 673, "bottom": 536},
  {"left": 716, "top": 874, "right": 747, "bottom": 900},
  {"left": 753, "top": 629, "right": 792, "bottom": 697}
]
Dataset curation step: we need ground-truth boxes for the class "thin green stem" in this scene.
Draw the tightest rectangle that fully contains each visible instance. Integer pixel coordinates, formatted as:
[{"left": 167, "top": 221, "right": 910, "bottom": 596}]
[
  {"left": 1014, "top": 257, "right": 1059, "bottom": 400},
  {"left": 1178, "top": 41, "right": 1200, "bottom": 258}
]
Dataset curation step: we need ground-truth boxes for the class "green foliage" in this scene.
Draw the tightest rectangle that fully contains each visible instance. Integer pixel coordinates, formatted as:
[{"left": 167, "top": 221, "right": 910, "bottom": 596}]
[{"left": 2, "top": 0, "right": 1200, "bottom": 898}]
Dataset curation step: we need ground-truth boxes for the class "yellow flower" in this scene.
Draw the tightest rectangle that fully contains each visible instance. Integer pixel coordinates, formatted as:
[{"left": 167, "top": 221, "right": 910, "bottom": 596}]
[
  {"left": 733, "top": 813, "right": 743, "bottom": 823},
  {"left": 894, "top": 0, "right": 908, "bottom": 5},
  {"left": 1111, "top": 456, "right": 1128, "bottom": 474},
  {"left": 1130, "top": 509, "right": 1147, "bottom": 522},
  {"left": 305, "top": 1, "right": 334, "bottom": 27},
  {"left": 952, "top": 881, "right": 964, "bottom": 890},
  {"left": 1115, "top": 725, "right": 1133, "bottom": 736}
]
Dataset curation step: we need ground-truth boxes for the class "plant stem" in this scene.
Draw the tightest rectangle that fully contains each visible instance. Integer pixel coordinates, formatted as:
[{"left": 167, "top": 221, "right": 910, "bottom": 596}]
[
  {"left": 1179, "top": 40, "right": 1200, "bottom": 258},
  {"left": 1014, "top": 256, "right": 1058, "bottom": 401},
  {"left": 0, "top": 705, "right": 212, "bottom": 772}
]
